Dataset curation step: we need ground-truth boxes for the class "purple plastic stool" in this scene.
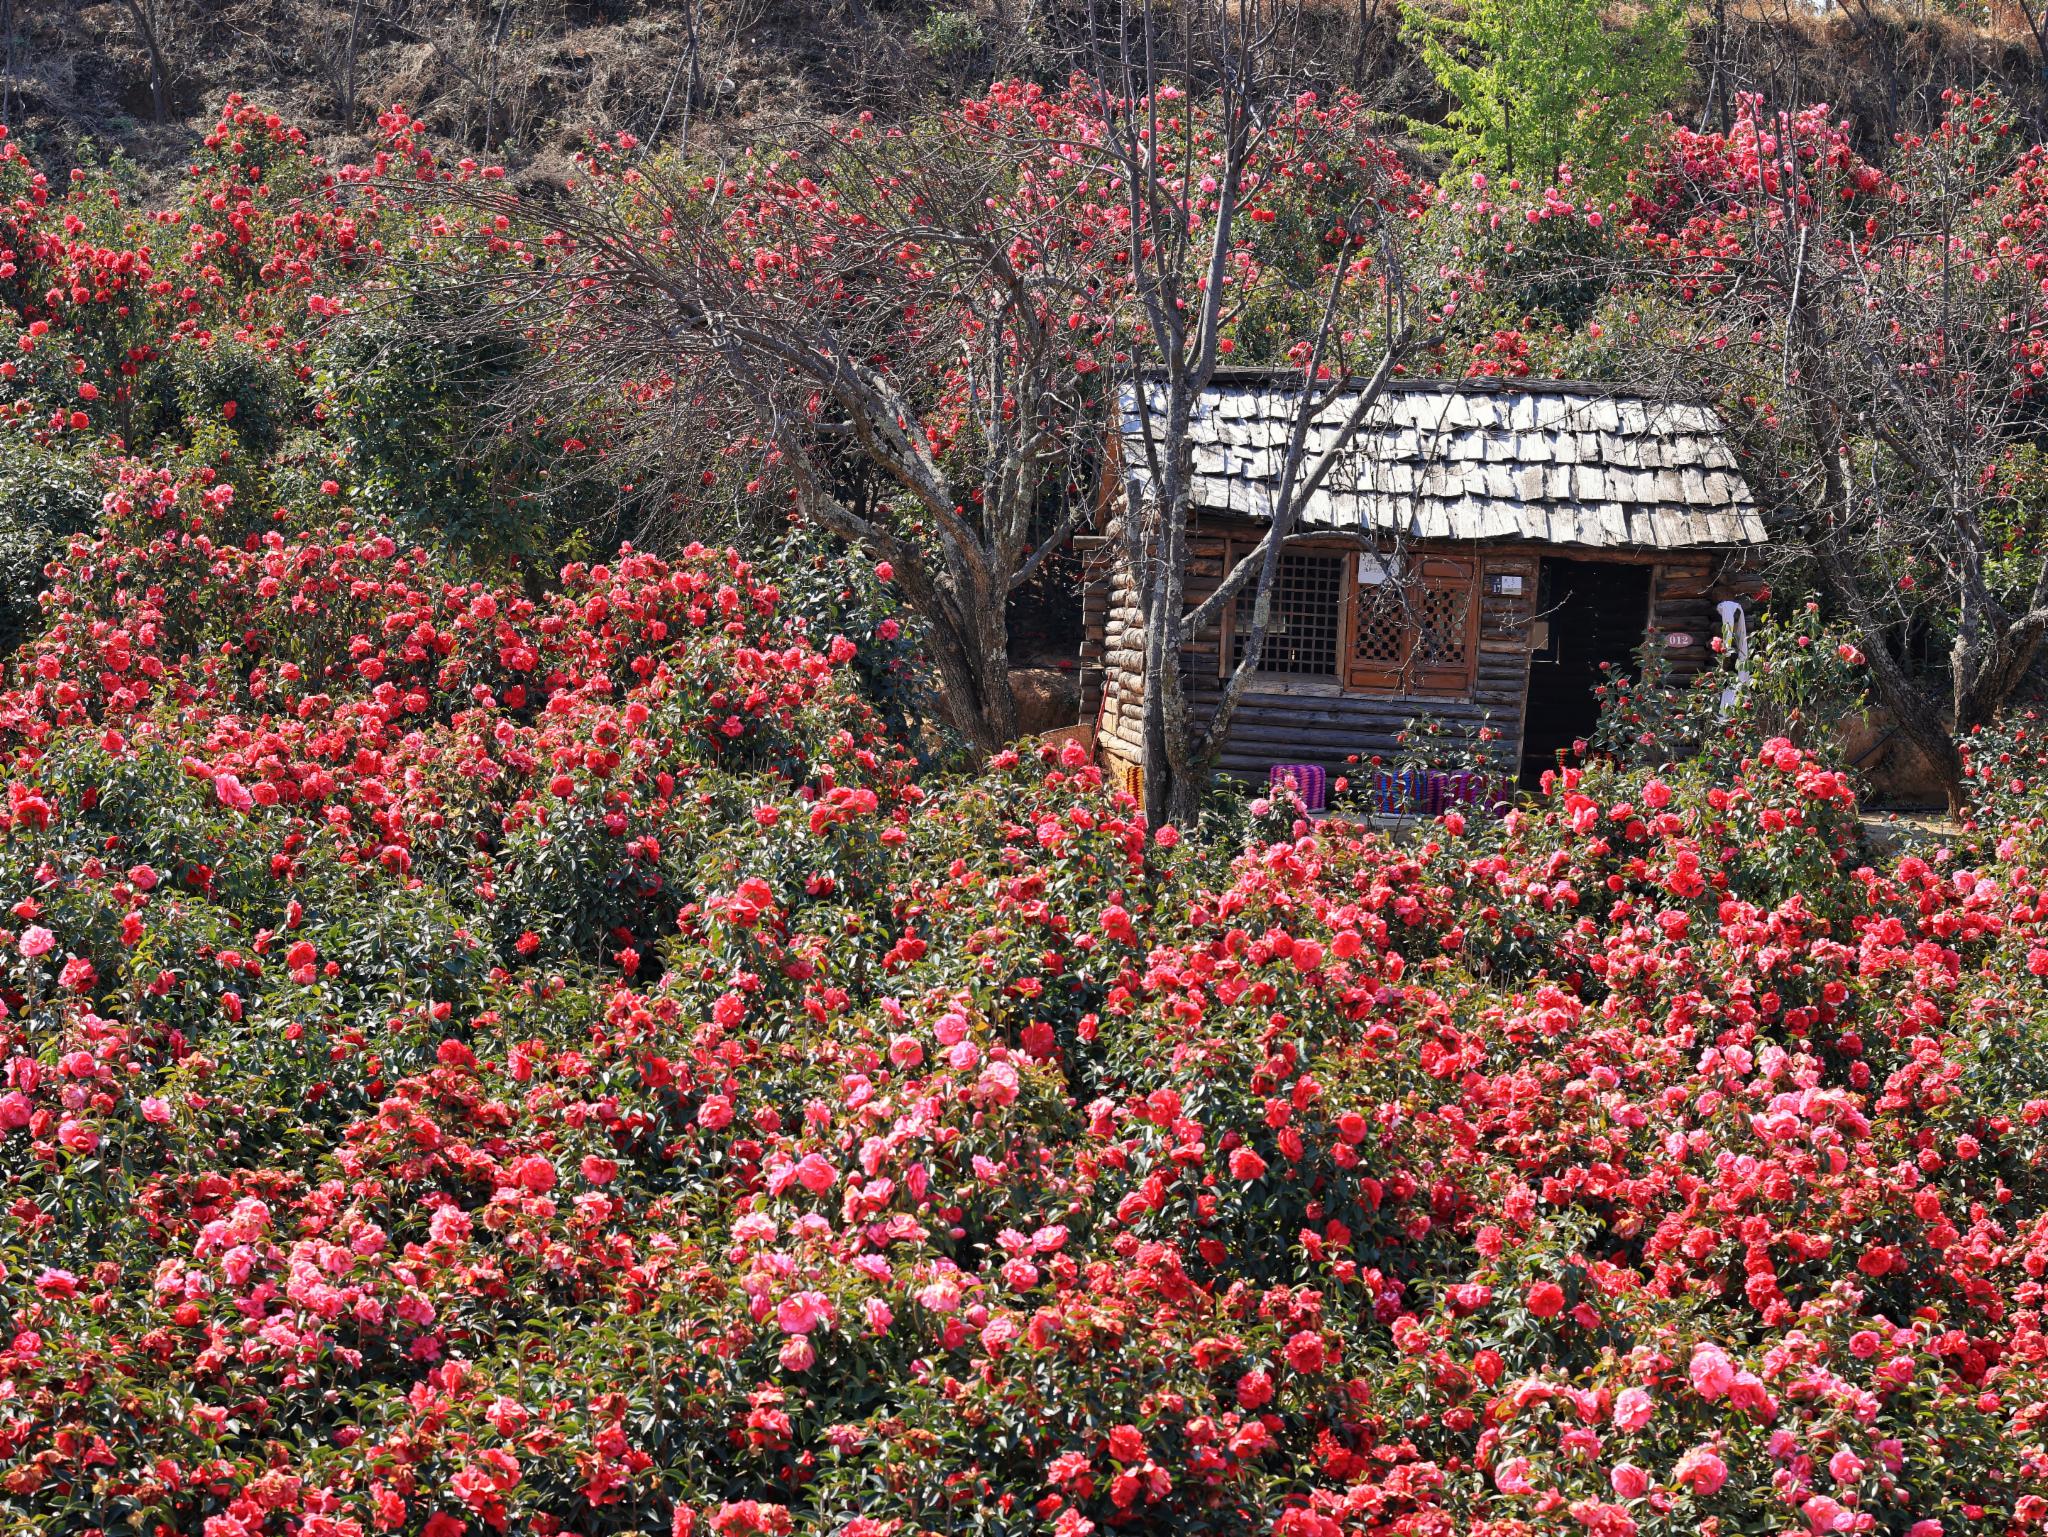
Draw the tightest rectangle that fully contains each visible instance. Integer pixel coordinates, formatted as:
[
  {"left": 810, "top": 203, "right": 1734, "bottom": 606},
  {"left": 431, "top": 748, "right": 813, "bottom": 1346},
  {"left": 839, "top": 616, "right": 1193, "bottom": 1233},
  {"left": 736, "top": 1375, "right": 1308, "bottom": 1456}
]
[{"left": 1267, "top": 763, "right": 1327, "bottom": 812}]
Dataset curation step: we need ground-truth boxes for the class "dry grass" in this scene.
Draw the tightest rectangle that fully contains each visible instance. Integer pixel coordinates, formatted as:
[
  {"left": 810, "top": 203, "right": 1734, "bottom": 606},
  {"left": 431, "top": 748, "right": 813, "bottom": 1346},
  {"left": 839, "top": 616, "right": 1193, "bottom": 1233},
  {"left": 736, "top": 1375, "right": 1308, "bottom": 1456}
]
[{"left": 5, "top": 0, "right": 2043, "bottom": 193}]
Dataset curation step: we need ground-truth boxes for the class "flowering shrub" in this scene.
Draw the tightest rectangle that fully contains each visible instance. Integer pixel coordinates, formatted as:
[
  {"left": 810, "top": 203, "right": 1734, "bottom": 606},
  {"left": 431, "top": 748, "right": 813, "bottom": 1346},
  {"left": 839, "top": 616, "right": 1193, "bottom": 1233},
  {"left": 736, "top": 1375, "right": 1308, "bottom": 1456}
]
[
  {"left": 1962, "top": 708, "right": 2048, "bottom": 847},
  {"left": 8, "top": 456, "right": 2048, "bottom": 1537},
  {"left": 8, "top": 87, "right": 2048, "bottom": 1537},
  {"left": 1589, "top": 605, "right": 1872, "bottom": 779}
]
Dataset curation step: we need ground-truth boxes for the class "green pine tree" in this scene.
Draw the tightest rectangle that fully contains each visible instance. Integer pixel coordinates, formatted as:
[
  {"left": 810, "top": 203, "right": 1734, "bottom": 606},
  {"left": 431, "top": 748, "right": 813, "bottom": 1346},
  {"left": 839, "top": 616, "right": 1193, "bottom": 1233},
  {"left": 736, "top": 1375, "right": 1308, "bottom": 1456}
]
[{"left": 1402, "top": 0, "right": 1687, "bottom": 190}]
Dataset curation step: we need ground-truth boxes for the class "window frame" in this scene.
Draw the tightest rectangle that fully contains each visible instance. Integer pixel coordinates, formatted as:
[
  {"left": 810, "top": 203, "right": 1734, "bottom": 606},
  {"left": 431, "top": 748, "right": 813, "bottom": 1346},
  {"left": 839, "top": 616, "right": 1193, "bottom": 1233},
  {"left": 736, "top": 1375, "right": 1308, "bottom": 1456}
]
[{"left": 1224, "top": 544, "right": 1349, "bottom": 682}]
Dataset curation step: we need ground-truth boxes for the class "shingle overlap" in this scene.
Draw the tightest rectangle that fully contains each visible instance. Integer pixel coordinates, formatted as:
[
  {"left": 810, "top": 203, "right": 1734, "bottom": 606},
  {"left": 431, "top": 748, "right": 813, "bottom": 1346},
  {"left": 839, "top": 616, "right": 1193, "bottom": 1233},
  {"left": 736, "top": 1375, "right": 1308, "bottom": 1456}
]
[{"left": 1119, "top": 377, "right": 1766, "bottom": 549}]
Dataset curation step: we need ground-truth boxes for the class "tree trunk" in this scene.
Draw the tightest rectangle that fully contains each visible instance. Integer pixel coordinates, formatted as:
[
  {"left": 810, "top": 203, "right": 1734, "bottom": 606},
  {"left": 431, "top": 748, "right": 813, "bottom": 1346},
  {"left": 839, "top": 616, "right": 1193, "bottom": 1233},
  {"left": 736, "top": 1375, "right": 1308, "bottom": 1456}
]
[
  {"left": 340, "top": 0, "right": 367, "bottom": 125},
  {"left": 965, "top": 574, "right": 1020, "bottom": 748},
  {"left": 1871, "top": 641, "right": 1965, "bottom": 817},
  {"left": 1, "top": 0, "right": 15, "bottom": 132},
  {"left": 119, "top": 0, "right": 171, "bottom": 125},
  {"left": 914, "top": 574, "right": 1017, "bottom": 757},
  {"left": 1135, "top": 475, "right": 1201, "bottom": 829},
  {"left": 1800, "top": 403, "right": 1968, "bottom": 813},
  {"left": 1809, "top": 561, "right": 1964, "bottom": 814}
]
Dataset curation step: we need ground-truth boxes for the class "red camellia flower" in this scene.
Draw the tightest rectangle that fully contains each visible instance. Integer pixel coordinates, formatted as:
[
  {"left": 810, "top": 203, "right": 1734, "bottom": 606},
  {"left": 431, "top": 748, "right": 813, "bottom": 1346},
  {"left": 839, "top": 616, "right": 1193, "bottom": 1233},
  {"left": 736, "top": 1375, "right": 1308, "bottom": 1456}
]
[
  {"left": 1526, "top": 1282, "right": 1566, "bottom": 1319},
  {"left": 509, "top": 1155, "right": 557, "bottom": 1194},
  {"left": 1105, "top": 1424, "right": 1147, "bottom": 1463},
  {"left": 1282, "top": 1330, "right": 1327, "bottom": 1373}
]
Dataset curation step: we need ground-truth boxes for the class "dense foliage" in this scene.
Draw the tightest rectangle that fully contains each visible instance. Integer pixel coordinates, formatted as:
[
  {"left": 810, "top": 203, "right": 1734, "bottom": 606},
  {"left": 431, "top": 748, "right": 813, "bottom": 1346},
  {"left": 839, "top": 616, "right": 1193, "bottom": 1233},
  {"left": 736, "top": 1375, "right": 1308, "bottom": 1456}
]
[
  {"left": 11, "top": 450, "right": 2048, "bottom": 1535},
  {"left": 1400, "top": 0, "right": 1686, "bottom": 191},
  {"left": 8, "top": 83, "right": 2048, "bottom": 1537},
  {"left": 0, "top": 102, "right": 621, "bottom": 591}
]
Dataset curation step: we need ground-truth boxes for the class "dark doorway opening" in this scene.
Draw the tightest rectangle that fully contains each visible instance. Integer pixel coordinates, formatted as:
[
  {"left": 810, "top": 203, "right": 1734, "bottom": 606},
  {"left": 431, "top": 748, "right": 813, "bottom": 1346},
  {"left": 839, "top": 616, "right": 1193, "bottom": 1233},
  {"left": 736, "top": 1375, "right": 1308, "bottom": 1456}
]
[{"left": 1519, "top": 558, "right": 1653, "bottom": 786}]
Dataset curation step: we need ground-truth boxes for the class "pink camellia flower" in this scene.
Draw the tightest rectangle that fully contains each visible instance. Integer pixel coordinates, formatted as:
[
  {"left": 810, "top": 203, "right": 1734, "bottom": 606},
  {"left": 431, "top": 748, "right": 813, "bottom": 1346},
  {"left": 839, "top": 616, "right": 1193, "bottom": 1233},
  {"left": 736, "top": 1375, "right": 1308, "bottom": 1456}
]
[
  {"left": 1495, "top": 1456, "right": 1536, "bottom": 1496},
  {"left": 1689, "top": 1343, "right": 1737, "bottom": 1400},
  {"left": 56, "top": 1118, "right": 98, "bottom": 1155},
  {"left": 1611, "top": 1463, "right": 1649, "bottom": 1499},
  {"left": 1612, "top": 1387, "right": 1654, "bottom": 1431},
  {"left": 220, "top": 1246, "right": 256, "bottom": 1287},
  {"left": 777, "top": 1334, "right": 815, "bottom": 1372},
  {"left": 861, "top": 1297, "right": 893, "bottom": 1335},
  {"left": 793, "top": 1153, "right": 837, "bottom": 1194},
  {"left": 1672, "top": 1444, "right": 1729, "bottom": 1496},
  {"left": 1827, "top": 1449, "right": 1864, "bottom": 1483},
  {"left": 18, "top": 925, "right": 54, "bottom": 959},
  {"left": 732, "top": 1213, "right": 777, "bottom": 1244},
  {"left": 776, "top": 1291, "right": 830, "bottom": 1335},
  {"left": 976, "top": 1061, "right": 1020, "bottom": 1106},
  {"left": 1228, "top": 1147, "right": 1267, "bottom": 1181},
  {"left": 140, "top": 1096, "right": 173, "bottom": 1125},
  {"left": 485, "top": 1396, "right": 530, "bottom": 1436},
  {"left": 697, "top": 1095, "right": 735, "bottom": 1130},
  {"left": 1803, "top": 1495, "right": 1851, "bottom": 1531},
  {"left": 1527, "top": 1281, "right": 1566, "bottom": 1318},
  {"left": 35, "top": 1268, "right": 79, "bottom": 1299}
]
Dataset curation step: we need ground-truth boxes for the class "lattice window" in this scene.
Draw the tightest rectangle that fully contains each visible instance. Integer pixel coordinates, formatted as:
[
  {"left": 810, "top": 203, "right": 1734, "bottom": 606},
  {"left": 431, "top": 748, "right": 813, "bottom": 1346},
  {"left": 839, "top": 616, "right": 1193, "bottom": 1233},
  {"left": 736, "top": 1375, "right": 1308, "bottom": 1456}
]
[
  {"left": 1233, "top": 552, "right": 1344, "bottom": 676},
  {"left": 1410, "top": 557, "right": 1477, "bottom": 692},
  {"left": 1350, "top": 575, "right": 1407, "bottom": 691},
  {"left": 1344, "top": 553, "right": 1478, "bottom": 696}
]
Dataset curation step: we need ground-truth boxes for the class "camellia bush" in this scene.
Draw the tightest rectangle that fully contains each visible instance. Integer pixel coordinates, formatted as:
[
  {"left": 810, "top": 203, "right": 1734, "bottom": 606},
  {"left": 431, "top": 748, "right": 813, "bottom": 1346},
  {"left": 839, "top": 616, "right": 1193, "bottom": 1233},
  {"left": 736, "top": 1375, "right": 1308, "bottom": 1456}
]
[
  {"left": 7, "top": 91, "right": 2048, "bottom": 1537},
  {"left": 5, "top": 474, "right": 2048, "bottom": 1537}
]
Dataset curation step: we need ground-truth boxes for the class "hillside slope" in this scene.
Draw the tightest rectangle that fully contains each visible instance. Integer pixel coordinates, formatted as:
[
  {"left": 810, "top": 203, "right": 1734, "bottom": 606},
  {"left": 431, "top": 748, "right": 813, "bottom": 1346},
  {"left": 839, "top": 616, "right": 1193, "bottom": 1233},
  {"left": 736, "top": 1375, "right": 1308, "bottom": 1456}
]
[{"left": 13, "top": 0, "right": 2046, "bottom": 183}]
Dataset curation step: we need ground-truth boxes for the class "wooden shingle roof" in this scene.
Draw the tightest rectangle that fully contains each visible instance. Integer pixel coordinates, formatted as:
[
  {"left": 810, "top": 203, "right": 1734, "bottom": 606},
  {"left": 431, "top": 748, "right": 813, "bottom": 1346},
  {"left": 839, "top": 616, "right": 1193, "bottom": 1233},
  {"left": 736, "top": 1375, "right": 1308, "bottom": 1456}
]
[{"left": 1120, "top": 375, "right": 1766, "bottom": 550}]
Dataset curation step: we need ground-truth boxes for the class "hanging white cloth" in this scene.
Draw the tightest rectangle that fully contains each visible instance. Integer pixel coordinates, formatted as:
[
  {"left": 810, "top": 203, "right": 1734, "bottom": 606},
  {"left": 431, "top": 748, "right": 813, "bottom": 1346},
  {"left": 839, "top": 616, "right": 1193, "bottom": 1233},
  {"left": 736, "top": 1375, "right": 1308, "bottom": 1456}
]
[{"left": 1717, "top": 599, "right": 1750, "bottom": 717}]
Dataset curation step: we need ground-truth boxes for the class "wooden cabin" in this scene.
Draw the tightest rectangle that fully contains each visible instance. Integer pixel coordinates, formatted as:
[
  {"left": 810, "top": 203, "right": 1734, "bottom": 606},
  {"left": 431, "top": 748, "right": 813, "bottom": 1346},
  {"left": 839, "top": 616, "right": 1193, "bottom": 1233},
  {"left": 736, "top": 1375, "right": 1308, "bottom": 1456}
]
[{"left": 1077, "top": 375, "right": 1767, "bottom": 804}]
